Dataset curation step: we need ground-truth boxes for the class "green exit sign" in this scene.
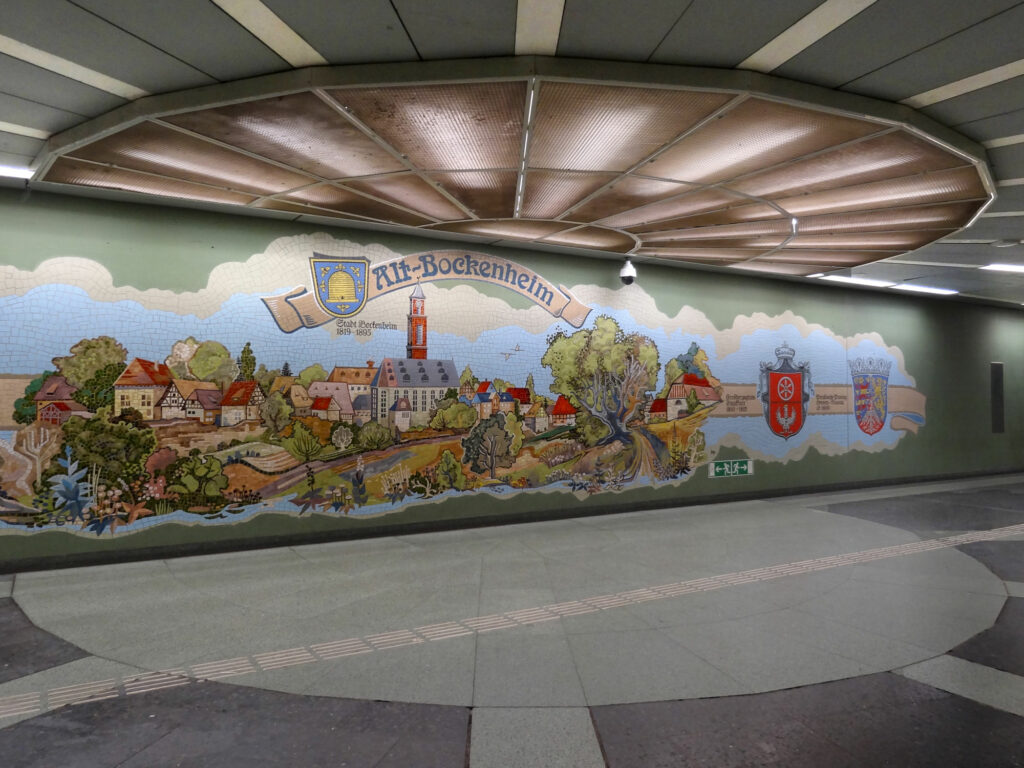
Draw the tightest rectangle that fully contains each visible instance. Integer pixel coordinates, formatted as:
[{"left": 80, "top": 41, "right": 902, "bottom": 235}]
[{"left": 709, "top": 459, "right": 753, "bottom": 478}]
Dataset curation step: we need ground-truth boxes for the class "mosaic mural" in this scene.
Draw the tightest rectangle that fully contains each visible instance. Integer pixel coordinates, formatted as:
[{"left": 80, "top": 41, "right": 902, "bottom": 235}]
[{"left": 0, "top": 234, "right": 925, "bottom": 537}]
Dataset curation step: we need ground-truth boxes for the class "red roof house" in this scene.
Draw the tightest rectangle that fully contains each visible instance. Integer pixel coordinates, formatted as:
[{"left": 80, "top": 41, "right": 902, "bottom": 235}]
[
  {"left": 114, "top": 358, "right": 173, "bottom": 420},
  {"left": 221, "top": 381, "right": 266, "bottom": 426},
  {"left": 549, "top": 395, "right": 577, "bottom": 427}
]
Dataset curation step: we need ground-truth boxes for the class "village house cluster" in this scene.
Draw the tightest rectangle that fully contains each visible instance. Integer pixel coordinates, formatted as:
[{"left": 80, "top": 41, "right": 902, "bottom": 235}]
[{"left": 30, "top": 286, "right": 719, "bottom": 436}]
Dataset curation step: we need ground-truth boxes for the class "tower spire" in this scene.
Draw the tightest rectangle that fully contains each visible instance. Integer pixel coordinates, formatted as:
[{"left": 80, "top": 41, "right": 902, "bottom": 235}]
[{"left": 407, "top": 282, "right": 427, "bottom": 359}]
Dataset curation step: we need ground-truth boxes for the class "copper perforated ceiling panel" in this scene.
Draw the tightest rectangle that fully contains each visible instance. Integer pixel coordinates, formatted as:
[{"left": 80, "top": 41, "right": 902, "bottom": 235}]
[
  {"left": 326, "top": 82, "right": 526, "bottom": 170},
  {"left": 163, "top": 93, "right": 406, "bottom": 179},
  {"left": 67, "top": 121, "right": 312, "bottom": 194},
  {"left": 529, "top": 83, "right": 733, "bottom": 172},
  {"left": 39, "top": 76, "right": 992, "bottom": 276}
]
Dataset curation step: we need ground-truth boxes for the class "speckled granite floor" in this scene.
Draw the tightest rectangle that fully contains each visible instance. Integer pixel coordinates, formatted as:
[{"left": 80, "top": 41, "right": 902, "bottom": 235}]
[{"left": 2, "top": 475, "right": 1024, "bottom": 767}]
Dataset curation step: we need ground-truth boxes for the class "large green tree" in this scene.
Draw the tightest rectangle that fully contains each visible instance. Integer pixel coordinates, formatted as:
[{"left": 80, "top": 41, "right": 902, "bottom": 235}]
[
  {"left": 260, "top": 391, "right": 293, "bottom": 433},
  {"left": 297, "top": 363, "right": 328, "bottom": 389},
  {"left": 430, "top": 401, "right": 478, "bottom": 430},
  {"left": 542, "top": 315, "right": 659, "bottom": 444},
  {"left": 286, "top": 422, "right": 323, "bottom": 463},
  {"left": 461, "top": 413, "right": 514, "bottom": 479},
  {"left": 189, "top": 341, "right": 238, "bottom": 387},
  {"left": 72, "top": 361, "right": 123, "bottom": 412},
  {"left": 52, "top": 336, "right": 127, "bottom": 388},
  {"left": 357, "top": 421, "right": 393, "bottom": 452},
  {"left": 435, "top": 449, "right": 467, "bottom": 491},
  {"left": 56, "top": 411, "right": 157, "bottom": 487}
]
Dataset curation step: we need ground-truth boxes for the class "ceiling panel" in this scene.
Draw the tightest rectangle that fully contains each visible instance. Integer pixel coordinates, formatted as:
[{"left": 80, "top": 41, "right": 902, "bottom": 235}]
[
  {"left": 281, "top": 184, "right": 433, "bottom": 225},
  {"left": 729, "top": 130, "right": 964, "bottom": 199},
  {"left": 958, "top": 216, "right": 1024, "bottom": 240},
  {"left": 163, "top": 94, "right": 405, "bottom": 179},
  {"left": 71, "top": 0, "right": 288, "bottom": 81},
  {"left": 889, "top": 242, "right": 1006, "bottom": 266},
  {"left": 729, "top": 262, "right": 822, "bottom": 276},
  {"left": 521, "top": 171, "right": 618, "bottom": 219},
  {"left": 428, "top": 170, "right": 517, "bottom": 219},
  {"left": 921, "top": 75, "right": 1024, "bottom": 128},
  {"left": 392, "top": 0, "right": 515, "bottom": 59},
  {"left": 643, "top": 98, "right": 882, "bottom": 184},
  {"left": 651, "top": 0, "right": 822, "bottom": 67},
  {"left": 1, "top": 0, "right": 214, "bottom": 93},
  {"left": 988, "top": 185, "right": 1024, "bottom": 212},
  {"left": 66, "top": 121, "right": 313, "bottom": 194},
  {"left": 758, "top": 250, "right": 902, "bottom": 266},
  {"left": 953, "top": 106, "right": 1024, "bottom": 143},
  {"left": 601, "top": 187, "right": 754, "bottom": 229},
  {"left": 342, "top": 173, "right": 468, "bottom": 220},
  {"left": 774, "top": 0, "right": 1018, "bottom": 89},
  {"left": 795, "top": 202, "right": 980, "bottom": 234},
  {"left": 987, "top": 144, "right": 1024, "bottom": 179},
  {"left": 0, "top": 92, "right": 84, "bottom": 135},
  {"left": 0, "top": 52, "right": 126, "bottom": 116},
  {"left": 785, "top": 231, "right": 947, "bottom": 251},
  {"left": 539, "top": 227, "right": 636, "bottom": 252},
  {"left": 45, "top": 157, "right": 256, "bottom": 205},
  {"left": 557, "top": 0, "right": 688, "bottom": 61},
  {"left": 529, "top": 83, "right": 733, "bottom": 172},
  {"left": 842, "top": 3, "right": 1024, "bottom": 101},
  {"left": 775, "top": 166, "right": 988, "bottom": 216},
  {"left": 636, "top": 203, "right": 782, "bottom": 230},
  {"left": 426, "top": 220, "right": 572, "bottom": 240},
  {"left": 0, "top": 132, "right": 45, "bottom": 159},
  {"left": 328, "top": 82, "right": 526, "bottom": 170},
  {"left": 643, "top": 219, "right": 792, "bottom": 243},
  {"left": 0, "top": 149, "right": 35, "bottom": 166},
  {"left": 567, "top": 177, "right": 694, "bottom": 223},
  {"left": 262, "top": 0, "right": 418, "bottom": 63}
]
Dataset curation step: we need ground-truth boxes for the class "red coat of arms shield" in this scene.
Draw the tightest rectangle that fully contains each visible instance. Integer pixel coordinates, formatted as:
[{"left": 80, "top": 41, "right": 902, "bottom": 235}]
[{"left": 758, "top": 342, "right": 813, "bottom": 440}]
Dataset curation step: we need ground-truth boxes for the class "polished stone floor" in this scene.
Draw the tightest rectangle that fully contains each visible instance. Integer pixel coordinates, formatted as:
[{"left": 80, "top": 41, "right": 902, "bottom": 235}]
[{"left": 2, "top": 475, "right": 1024, "bottom": 766}]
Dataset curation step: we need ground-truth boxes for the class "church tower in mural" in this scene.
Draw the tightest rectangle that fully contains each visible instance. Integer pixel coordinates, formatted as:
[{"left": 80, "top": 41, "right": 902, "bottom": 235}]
[{"left": 407, "top": 282, "right": 427, "bottom": 359}]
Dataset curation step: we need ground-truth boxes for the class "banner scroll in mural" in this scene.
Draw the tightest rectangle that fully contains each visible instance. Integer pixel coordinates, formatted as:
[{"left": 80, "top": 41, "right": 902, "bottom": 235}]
[{"left": 263, "top": 250, "right": 592, "bottom": 332}]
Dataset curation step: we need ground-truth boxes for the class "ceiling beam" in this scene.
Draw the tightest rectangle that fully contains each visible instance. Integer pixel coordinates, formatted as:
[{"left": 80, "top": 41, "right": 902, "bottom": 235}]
[
  {"left": 210, "top": 0, "right": 328, "bottom": 67},
  {"left": 902, "top": 58, "right": 1024, "bottom": 108},
  {"left": 738, "top": 0, "right": 877, "bottom": 73},
  {"left": 0, "top": 122, "right": 49, "bottom": 140},
  {"left": 0, "top": 33, "right": 147, "bottom": 100},
  {"left": 515, "top": 0, "right": 565, "bottom": 56}
]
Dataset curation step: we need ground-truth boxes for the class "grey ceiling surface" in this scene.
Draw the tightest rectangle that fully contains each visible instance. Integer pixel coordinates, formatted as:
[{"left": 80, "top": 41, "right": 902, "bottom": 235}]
[{"left": 1, "top": 0, "right": 1023, "bottom": 306}]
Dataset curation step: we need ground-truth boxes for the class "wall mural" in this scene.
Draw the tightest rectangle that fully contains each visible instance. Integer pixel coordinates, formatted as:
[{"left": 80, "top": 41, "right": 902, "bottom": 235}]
[{"left": 0, "top": 234, "right": 926, "bottom": 537}]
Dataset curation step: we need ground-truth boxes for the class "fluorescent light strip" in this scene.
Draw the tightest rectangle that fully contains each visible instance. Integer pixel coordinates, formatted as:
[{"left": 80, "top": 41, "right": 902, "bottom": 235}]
[
  {"left": 892, "top": 284, "right": 958, "bottom": 295},
  {"left": 998, "top": 178, "right": 1024, "bottom": 187},
  {"left": 983, "top": 133, "right": 1024, "bottom": 150},
  {"left": 0, "top": 33, "right": 147, "bottom": 100},
  {"left": 981, "top": 263, "right": 1024, "bottom": 273},
  {"left": 819, "top": 275, "right": 896, "bottom": 288},
  {"left": 0, "top": 121, "right": 49, "bottom": 140},
  {"left": 980, "top": 211, "right": 1024, "bottom": 218},
  {"left": 738, "top": 0, "right": 877, "bottom": 72},
  {"left": 211, "top": 0, "right": 327, "bottom": 67},
  {"left": 0, "top": 165, "right": 34, "bottom": 179},
  {"left": 903, "top": 57, "right": 1024, "bottom": 108},
  {"left": 515, "top": 0, "right": 565, "bottom": 55}
]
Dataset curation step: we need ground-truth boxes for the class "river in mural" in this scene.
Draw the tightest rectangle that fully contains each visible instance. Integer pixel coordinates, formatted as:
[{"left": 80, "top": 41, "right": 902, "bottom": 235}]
[{"left": 0, "top": 234, "right": 925, "bottom": 537}]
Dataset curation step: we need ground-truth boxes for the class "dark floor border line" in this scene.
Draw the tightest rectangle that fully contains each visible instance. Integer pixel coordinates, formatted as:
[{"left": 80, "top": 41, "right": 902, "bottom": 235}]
[{"left": 4, "top": 465, "right": 1022, "bottom": 575}]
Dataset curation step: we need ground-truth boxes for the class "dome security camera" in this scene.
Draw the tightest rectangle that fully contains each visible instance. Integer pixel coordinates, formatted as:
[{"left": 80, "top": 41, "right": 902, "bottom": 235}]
[{"left": 619, "top": 258, "right": 637, "bottom": 285}]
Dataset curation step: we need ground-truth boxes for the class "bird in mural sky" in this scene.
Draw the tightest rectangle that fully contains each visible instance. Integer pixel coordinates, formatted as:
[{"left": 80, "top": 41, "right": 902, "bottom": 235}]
[{"left": 502, "top": 344, "right": 522, "bottom": 361}]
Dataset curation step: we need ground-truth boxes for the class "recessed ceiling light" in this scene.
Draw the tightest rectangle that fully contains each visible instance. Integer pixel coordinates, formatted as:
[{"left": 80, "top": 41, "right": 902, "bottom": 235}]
[
  {"left": 818, "top": 275, "right": 896, "bottom": 288},
  {"left": 0, "top": 165, "right": 33, "bottom": 179},
  {"left": 891, "top": 284, "right": 958, "bottom": 295},
  {"left": 980, "top": 263, "right": 1024, "bottom": 273},
  {"left": 990, "top": 239, "right": 1020, "bottom": 247}
]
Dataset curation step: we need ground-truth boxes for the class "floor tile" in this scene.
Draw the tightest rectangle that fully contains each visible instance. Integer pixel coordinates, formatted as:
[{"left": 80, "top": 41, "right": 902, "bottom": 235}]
[
  {"left": 898, "top": 654, "right": 1024, "bottom": 718},
  {"left": 950, "top": 598, "right": 1024, "bottom": 677},
  {"left": 469, "top": 707, "right": 604, "bottom": 768},
  {"left": 0, "top": 598, "right": 88, "bottom": 683}
]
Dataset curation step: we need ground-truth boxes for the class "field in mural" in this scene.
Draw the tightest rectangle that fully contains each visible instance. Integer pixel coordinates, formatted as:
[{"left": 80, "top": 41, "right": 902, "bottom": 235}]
[{"left": 0, "top": 235, "right": 926, "bottom": 537}]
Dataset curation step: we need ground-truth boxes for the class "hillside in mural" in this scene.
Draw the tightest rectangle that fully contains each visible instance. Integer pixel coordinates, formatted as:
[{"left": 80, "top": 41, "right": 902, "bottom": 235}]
[{"left": 0, "top": 235, "right": 925, "bottom": 537}]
